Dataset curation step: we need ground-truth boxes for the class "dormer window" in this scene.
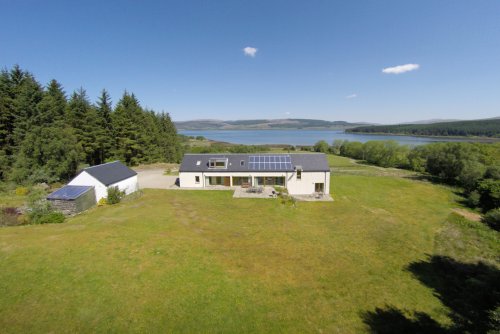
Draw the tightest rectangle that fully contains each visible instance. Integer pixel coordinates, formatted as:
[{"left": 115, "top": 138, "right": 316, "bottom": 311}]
[{"left": 209, "top": 158, "right": 228, "bottom": 169}]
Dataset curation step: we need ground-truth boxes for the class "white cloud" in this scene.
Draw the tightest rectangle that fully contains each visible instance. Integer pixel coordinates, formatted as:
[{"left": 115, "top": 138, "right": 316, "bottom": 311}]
[
  {"left": 243, "top": 46, "right": 258, "bottom": 57},
  {"left": 285, "top": 111, "right": 291, "bottom": 115},
  {"left": 346, "top": 94, "right": 357, "bottom": 99},
  {"left": 382, "top": 63, "right": 420, "bottom": 74}
]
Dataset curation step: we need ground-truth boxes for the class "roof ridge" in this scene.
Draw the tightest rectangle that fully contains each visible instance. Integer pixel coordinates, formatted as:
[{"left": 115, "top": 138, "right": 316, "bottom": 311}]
[{"left": 84, "top": 160, "right": 121, "bottom": 170}]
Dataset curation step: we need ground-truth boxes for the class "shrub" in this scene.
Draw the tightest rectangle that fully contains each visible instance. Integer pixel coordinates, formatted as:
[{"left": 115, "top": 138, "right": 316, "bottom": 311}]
[
  {"left": 278, "top": 192, "right": 296, "bottom": 207},
  {"left": 107, "top": 186, "right": 125, "bottom": 204},
  {"left": 313, "top": 140, "right": 330, "bottom": 153},
  {"left": 97, "top": 198, "right": 108, "bottom": 206},
  {"left": 0, "top": 207, "right": 22, "bottom": 226},
  {"left": 26, "top": 187, "right": 52, "bottom": 223},
  {"left": 466, "top": 191, "right": 480, "bottom": 208},
  {"left": 50, "top": 182, "right": 63, "bottom": 190},
  {"left": 35, "top": 212, "right": 65, "bottom": 225},
  {"left": 15, "top": 187, "right": 29, "bottom": 196},
  {"left": 482, "top": 209, "right": 500, "bottom": 231}
]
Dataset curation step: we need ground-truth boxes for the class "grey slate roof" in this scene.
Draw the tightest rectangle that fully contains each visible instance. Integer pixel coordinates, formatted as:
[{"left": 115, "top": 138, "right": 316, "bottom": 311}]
[
  {"left": 47, "top": 185, "right": 93, "bottom": 200},
  {"left": 179, "top": 153, "right": 329, "bottom": 173},
  {"left": 82, "top": 161, "right": 137, "bottom": 186}
]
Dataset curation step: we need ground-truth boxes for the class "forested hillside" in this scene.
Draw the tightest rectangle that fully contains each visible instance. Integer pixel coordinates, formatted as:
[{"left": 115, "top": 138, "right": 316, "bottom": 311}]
[
  {"left": 347, "top": 119, "right": 500, "bottom": 137},
  {"left": 175, "top": 118, "right": 368, "bottom": 130},
  {"left": 0, "top": 66, "right": 180, "bottom": 184}
]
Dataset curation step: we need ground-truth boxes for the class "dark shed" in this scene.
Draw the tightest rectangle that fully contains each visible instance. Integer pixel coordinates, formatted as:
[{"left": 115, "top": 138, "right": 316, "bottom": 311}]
[{"left": 47, "top": 185, "right": 96, "bottom": 215}]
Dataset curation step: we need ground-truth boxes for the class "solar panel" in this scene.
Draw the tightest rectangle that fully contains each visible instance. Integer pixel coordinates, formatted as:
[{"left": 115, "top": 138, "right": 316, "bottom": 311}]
[
  {"left": 248, "top": 155, "right": 293, "bottom": 171},
  {"left": 47, "top": 185, "right": 93, "bottom": 200}
]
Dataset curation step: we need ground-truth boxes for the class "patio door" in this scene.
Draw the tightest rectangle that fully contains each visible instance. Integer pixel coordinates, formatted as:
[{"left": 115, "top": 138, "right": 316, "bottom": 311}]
[{"left": 315, "top": 183, "right": 324, "bottom": 192}]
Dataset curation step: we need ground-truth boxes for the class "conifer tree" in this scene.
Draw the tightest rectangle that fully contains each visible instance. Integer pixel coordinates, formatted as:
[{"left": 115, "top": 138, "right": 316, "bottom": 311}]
[
  {"left": 95, "top": 89, "right": 114, "bottom": 163},
  {"left": 10, "top": 80, "right": 80, "bottom": 183},
  {"left": 112, "top": 92, "right": 146, "bottom": 165},
  {"left": 8, "top": 66, "right": 44, "bottom": 149},
  {"left": 66, "top": 88, "right": 100, "bottom": 165},
  {"left": 0, "top": 70, "right": 15, "bottom": 178}
]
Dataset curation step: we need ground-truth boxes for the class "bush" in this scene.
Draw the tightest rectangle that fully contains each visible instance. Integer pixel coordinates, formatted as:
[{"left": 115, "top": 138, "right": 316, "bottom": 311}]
[
  {"left": 26, "top": 187, "right": 52, "bottom": 223},
  {"left": 466, "top": 191, "right": 481, "bottom": 208},
  {"left": 35, "top": 212, "right": 65, "bottom": 225},
  {"left": 482, "top": 209, "right": 500, "bottom": 231},
  {"left": 97, "top": 198, "right": 108, "bottom": 206},
  {"left": 478, "top": 179, "right": 500, "bottom": 212},
  {"left": 0, "top": 207, "right": 22, "bottom": 226},
  {"left": 15, "top": 186, "right": 29, "bottom": 196},
  {"left": 313, "top": 140, "right": 330, "bottom": 153},
  {"left": 107, "top": 186, "right": 125, "bottom": 204}
]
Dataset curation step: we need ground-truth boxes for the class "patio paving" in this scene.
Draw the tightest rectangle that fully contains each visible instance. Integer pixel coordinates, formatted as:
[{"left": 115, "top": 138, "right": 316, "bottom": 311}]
[{"left": 233, "top": 186, "right": 278, "bottom": 199}]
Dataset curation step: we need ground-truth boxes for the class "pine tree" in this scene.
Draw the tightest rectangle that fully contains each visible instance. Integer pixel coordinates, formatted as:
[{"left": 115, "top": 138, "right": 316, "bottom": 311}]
[
  {"left": 35, "top": 79, "right": 66, "bottom": 126},
  {"left": 66, "top": 88, "right": 100, "bottom": 165},
  {"left": 112, "top": 92, "right": 146, "bottom": 165},
  {"left": 94, "top": 89, "right": 114, "bottom": 163},
  {"left": 0, "top": 70, "right": 15, "bottom": 179},
  {"left": 158, "top": 112, "right": 181, "bottom": 162},
  {"left": 10, "top": 79, "right": 80, "bottom": 183},
  {"left": 8, "top": 66, "right": 44, "bottom": 149}
]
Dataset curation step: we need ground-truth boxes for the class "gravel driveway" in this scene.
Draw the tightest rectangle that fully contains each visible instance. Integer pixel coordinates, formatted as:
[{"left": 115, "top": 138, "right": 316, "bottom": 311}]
[{"left": 136, "top": 169, "right": 178, "bottom": 189}]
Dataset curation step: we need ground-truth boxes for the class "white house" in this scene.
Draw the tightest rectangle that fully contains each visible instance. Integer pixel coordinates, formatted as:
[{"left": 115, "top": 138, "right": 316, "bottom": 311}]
[
  {"left": 68, "top": 161, "right": 138, "bottom": 201},
  {"left": 179, "top": 153, "right": 330, "bottom": 195}
]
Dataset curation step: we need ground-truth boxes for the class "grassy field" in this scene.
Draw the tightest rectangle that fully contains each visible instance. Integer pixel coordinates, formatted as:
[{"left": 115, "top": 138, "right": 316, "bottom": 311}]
[{"left": 0, "top": 156, "right": 497, "bottom": 333}]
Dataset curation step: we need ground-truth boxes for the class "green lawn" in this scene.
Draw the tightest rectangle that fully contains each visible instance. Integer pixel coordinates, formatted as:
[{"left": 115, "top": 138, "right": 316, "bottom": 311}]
[{"left": 0, "top": 156, "right": 497, "bottom": 333}]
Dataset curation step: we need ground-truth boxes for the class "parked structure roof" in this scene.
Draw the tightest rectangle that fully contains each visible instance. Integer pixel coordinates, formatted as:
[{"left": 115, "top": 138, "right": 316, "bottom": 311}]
[
  {"left": 179, "top": 153, "right": 329, "bottom": 173},
  {"left": 82, "top": 161, "right": 137, "bottom": 186}
]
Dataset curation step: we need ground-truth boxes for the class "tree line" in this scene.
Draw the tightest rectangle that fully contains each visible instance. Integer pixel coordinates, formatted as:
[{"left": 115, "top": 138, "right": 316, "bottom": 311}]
[
  {"left": 314, "top": 139, "right": 500, "bottom": 221},
  {"left": 0, "top": 65, "right": 180, "bottom": 184},
  {"left": 347, "top": 119, "right": 500, "bottom": 137}
]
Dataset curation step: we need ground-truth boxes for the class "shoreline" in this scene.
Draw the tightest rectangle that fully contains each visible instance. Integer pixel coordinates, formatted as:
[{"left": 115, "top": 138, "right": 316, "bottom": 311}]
[{"left": 344, "top": 131, "right": 500, "bottom": 142}]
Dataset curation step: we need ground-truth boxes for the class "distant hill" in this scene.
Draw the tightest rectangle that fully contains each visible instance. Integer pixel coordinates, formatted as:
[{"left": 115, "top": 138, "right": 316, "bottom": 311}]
[
  {"left": 175, "top": 118, "right": 371, "bottom": 130},
  {"left": 347, "top": 118, "right": 500, "bottom": 138}
]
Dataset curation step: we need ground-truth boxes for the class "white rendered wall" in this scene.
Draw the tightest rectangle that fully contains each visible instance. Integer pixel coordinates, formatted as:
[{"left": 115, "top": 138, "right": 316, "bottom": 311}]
[
  {"left": 108, "top": 175, "right": 138, "bottom": 196},
  {"left": 179, "top": 172, "right": 204, "bottom": 188},
  {"left": 179, "top": 171, "right": 330, "bottom": 195},
  {"left": 68, "top": 171, "right": 108, "bottom": 201},
  {"left": 286, "top": 171, "right": 330, "bottom": 195}
]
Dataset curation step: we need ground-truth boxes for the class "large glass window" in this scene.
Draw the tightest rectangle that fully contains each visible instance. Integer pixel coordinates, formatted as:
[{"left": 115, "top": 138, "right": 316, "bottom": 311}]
[
  {"left": 232, "top": 177, "right": 251, "bottom": 186},
  {"left": 206, "top": 176, "right": 230, "bottom": 186},
  {"left": 255, "top": 176, "right": 284, "bottom": 186}
]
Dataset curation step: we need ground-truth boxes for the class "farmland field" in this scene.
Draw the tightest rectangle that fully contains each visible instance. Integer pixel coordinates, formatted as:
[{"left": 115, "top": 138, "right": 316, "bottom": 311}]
[{"left": 0, "top": 156, "right": 498, "bottom": 333}]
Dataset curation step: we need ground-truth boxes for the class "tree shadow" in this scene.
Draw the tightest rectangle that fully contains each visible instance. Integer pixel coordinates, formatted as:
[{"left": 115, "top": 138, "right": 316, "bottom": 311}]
[
  {"left": 362, "top": 256, "right": 500, "bottom": 333},
  {"left": 362, "top": 306, "right": 445, "bottom": 334},
  {"left": 404, "top": 173, "right": 451, "bottom": 187}
]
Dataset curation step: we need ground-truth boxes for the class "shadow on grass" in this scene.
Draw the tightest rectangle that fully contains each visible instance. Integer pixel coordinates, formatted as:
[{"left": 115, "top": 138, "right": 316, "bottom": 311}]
[
  {"left": 404, "top": 174, "right": 450, "bottom": 186},
  {"left": 362, "top": 256, "right": 500, "bottom": 333}
]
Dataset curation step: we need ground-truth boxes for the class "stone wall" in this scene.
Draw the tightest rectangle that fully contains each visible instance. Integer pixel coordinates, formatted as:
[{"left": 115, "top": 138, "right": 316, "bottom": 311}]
[{"left": 49, "top": 199, "right": 78, "bottom": 215}]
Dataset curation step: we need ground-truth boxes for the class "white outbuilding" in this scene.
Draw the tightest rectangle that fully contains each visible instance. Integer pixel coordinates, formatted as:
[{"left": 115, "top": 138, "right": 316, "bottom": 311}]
[{"left": 68, "top": 161, "right": 138, "bottom": 202}]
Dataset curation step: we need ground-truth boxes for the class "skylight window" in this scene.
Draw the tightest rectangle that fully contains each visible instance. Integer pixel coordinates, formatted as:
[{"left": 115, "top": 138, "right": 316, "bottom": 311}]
[{"left": 196, "top": 161, "right": 201, "bottom": 166}]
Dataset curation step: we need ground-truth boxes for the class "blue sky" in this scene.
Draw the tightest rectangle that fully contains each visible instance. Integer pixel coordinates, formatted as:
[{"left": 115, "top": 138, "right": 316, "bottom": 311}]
[{"left": 1, "top": 1, "right": 499, "bottom": 123}]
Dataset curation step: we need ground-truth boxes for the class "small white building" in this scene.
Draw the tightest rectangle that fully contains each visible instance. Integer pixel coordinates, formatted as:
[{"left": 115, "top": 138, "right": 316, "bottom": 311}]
[
  {"left": 68, "top": 161, "right": 138, "bottom": 201},
  {"left": 179, "top": 153, "right": 330, "bottom": 195}
]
